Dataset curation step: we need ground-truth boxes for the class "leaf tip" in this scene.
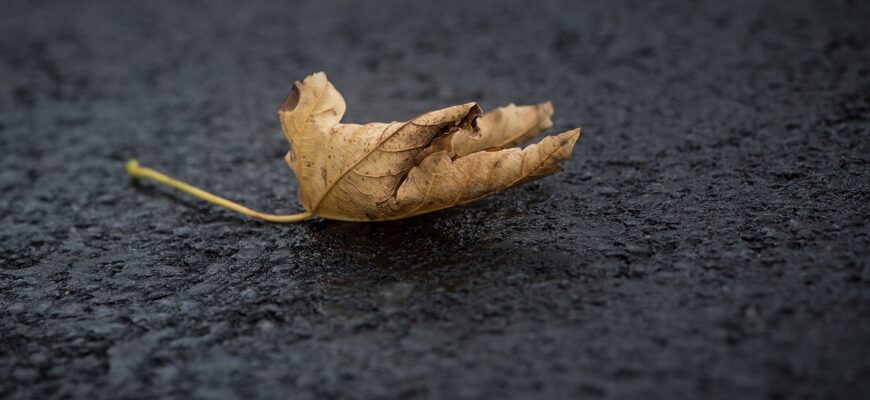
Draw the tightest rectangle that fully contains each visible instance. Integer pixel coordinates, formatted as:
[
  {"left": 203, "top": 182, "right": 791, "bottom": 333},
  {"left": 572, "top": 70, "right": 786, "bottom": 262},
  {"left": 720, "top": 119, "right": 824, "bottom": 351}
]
[
  {"left": 558, "top": 129, "right": 582, "bottom": 158},
  {"left": 563, "top": 128, "right": 582, "bottom": 146},
  {"left": 279, "top": 83, "right": 301, "bottom": 113},
  {"left": 540, "top": 100, "right": 554, "bottom": 113}
]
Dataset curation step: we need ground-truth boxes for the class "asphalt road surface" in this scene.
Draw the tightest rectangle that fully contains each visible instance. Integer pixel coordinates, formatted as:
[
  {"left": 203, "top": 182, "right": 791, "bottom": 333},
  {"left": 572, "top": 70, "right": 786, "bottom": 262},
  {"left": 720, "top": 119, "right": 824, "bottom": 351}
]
[{"left": 1, "top": 1, "right": 868, "bottom": 399}]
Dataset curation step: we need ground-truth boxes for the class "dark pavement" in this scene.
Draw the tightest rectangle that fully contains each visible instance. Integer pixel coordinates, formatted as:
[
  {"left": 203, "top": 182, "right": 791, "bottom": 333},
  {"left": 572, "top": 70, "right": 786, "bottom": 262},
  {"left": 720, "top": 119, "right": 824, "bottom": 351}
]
[{"left": 1, "top": 1, "right": 869, "bottom": 398}]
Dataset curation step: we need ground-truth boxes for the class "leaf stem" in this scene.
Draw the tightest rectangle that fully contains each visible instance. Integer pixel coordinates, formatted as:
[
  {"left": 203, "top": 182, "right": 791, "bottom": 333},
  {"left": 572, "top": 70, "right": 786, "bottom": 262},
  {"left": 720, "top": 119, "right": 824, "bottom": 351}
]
[{"left": 125, "top": 159, "right": 312, "bottom": 223}]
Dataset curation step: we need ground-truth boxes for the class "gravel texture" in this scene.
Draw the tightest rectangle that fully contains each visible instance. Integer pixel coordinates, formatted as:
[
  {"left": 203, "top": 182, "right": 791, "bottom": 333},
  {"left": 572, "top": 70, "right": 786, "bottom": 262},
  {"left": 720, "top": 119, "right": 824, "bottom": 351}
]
[{"left": 1, "top": 1, "right": 869, "bottom": 399}]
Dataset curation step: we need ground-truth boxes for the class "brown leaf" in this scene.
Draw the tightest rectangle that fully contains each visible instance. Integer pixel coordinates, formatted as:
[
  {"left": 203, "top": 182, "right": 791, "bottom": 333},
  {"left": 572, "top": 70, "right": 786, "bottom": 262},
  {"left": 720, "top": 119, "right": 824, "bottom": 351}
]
[
  {"left": 453, "top": 101, "right": 554, "bottom": 157},
  {"left": 278, "top": 72, "right": 580, "bottom": 221}
]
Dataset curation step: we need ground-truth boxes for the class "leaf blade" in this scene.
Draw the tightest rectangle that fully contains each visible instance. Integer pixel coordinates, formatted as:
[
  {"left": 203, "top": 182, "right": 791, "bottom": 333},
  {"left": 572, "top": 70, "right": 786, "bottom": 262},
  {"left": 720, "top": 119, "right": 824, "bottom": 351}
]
[{"left": 277, "top": 72, "right": 582, "bottom": 221}]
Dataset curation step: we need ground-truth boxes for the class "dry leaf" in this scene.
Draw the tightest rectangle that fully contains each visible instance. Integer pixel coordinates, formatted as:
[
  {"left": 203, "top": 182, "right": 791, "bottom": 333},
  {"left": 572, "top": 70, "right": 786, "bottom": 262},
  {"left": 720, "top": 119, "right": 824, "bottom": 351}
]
[
  {"left": 278, "top": 72, "right": 580, "bottom": 221},
  {"left": 126, "top": 72, "right": 580, "bottom": 223}
]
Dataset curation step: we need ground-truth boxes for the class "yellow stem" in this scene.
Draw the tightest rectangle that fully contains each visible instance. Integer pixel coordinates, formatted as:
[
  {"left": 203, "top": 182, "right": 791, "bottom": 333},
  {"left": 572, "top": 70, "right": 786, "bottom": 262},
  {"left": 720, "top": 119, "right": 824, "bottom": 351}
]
[{"left": 125, "top": 159, "right": 312, "bottom": 223}]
